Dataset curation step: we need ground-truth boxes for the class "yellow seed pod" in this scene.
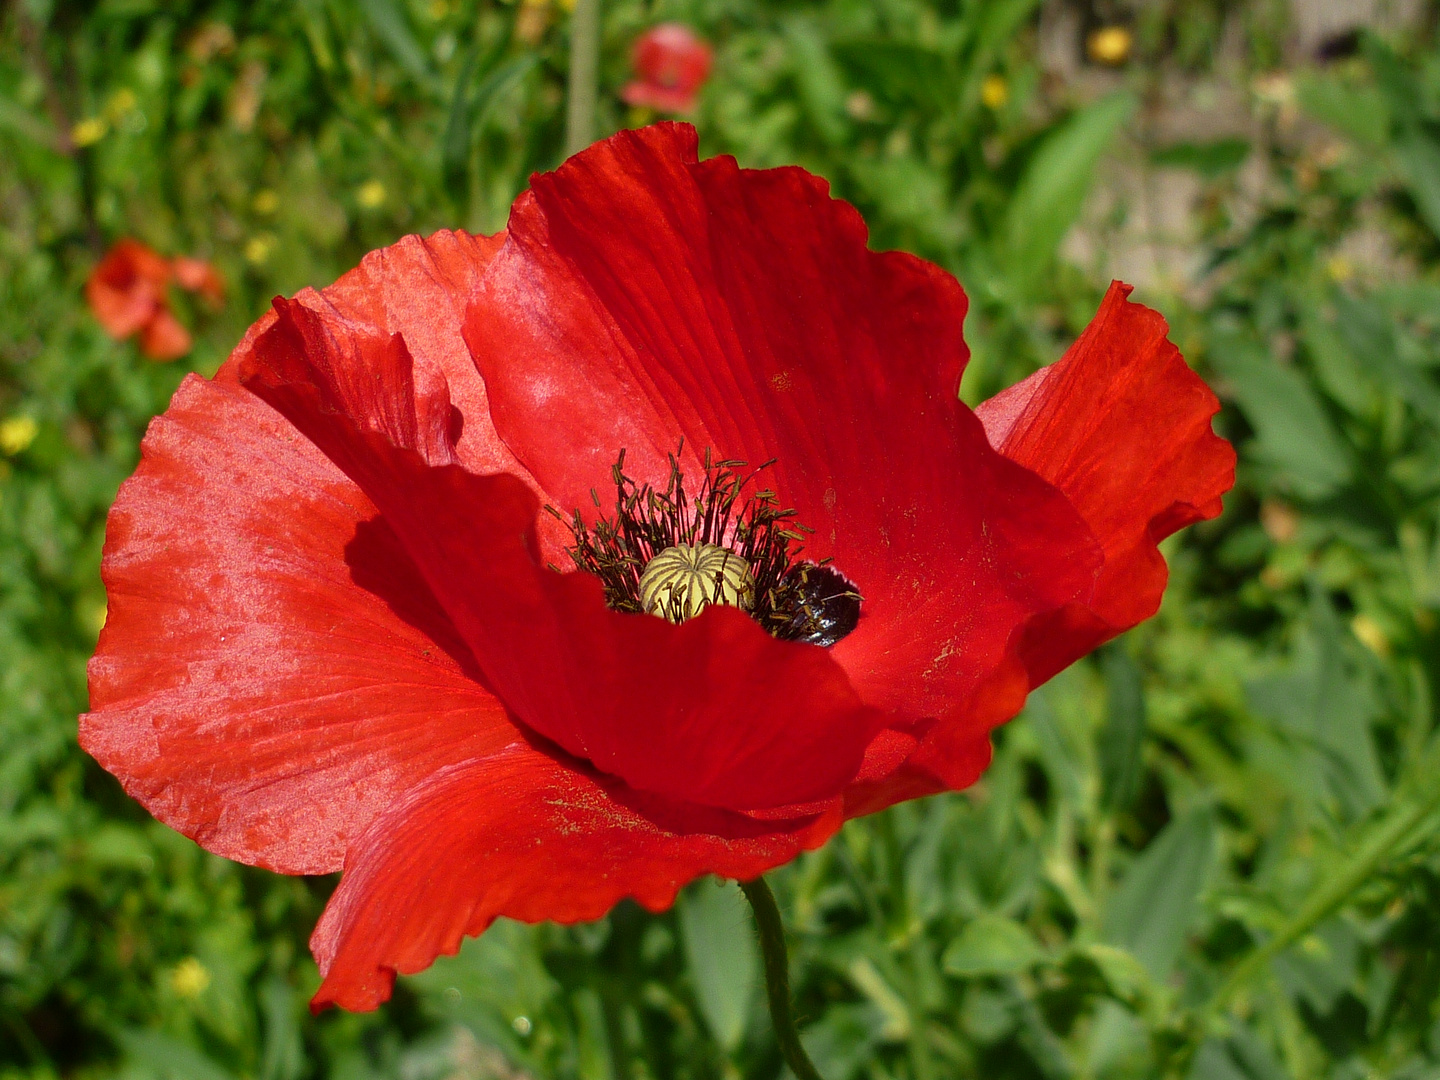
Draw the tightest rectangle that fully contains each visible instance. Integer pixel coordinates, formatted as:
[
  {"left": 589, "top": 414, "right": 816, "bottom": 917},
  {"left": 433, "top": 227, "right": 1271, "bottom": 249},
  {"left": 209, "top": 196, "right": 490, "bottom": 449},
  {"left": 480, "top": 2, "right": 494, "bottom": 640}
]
[{"left": 638, "top": 543, "right": 754, "bottom": 623}]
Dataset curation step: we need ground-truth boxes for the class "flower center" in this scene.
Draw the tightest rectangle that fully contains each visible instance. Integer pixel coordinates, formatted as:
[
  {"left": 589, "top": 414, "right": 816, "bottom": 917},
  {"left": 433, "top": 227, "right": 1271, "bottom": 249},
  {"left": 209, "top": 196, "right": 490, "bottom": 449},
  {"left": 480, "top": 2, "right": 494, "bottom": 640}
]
[
  {"left": 550, "top": 447, "right": 862, "bottom": 646},
  {"left": 638, "top": 542, "right": 754, "bottom": 623}
]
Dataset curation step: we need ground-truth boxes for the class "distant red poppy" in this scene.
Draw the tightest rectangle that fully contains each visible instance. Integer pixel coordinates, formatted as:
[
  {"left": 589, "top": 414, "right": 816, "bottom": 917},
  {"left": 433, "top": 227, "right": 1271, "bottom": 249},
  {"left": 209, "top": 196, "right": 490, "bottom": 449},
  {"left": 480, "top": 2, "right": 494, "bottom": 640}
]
[
  {"left": 86, "top": 241, "right": 224, "bottom": 361},
  {"left": 80, "top": 124, "right": 1233, "bottom": 1013},
  {"left": 621, "top": 24, "right": 713, "bottom": 113},
  {"left": 173, "top": 255, "right": 226, "bottom": 307}
]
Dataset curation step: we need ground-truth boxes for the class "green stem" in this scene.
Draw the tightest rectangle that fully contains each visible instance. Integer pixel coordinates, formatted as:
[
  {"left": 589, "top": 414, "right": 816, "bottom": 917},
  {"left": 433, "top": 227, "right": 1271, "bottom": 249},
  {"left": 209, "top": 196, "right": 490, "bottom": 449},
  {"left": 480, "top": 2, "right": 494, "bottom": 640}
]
[
  {"left": 599, "top": 977, "right": 634, "bottom": 1080},
  {"left": 1205, "top": 785, "right": 1440, "bottom": 1018},
  {"left": 875, "top": 812, "right": 933, "bottom": 1080},
  {"left": 905, "top": 935, "right": 935, "bottom": 1080},
  {"left": 564, "top": 0, "right": 601, "bottom": 155},
  {"left": 740, "top": 877, "right": 827, "bottom": 1080}
]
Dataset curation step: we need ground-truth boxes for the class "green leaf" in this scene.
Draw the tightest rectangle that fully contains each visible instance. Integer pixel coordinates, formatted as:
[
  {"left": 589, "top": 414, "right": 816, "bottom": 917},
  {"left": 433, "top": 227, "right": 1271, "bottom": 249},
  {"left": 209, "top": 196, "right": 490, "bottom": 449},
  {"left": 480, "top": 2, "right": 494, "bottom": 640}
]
[
  {"left": 677, "top": 878, "right": 759, "bottom": 1053},
  {"left": 1189, "top": 1039, "right": 1250, "bottom": 1080},
  {"left": 0, "top": 94, "right": 59, "bottom": 148},
  {"left": 1296, "top": 74, "right": 1390, "bottom": 146},
  {"left": 847, "top": 956, "right": 911, "bottom": 1039},
  {"left": 957, "top": 0, "right": 1041, "bottom": 119},
  {"left": 1271, "top": 917, "right": 1360, "bottom": 1015},
  {"left": 1246, "top": 583, "right": 1387, "bottom": 819},
  {"left": 117, "top": 1030, "right": 236, "bottom": 1080},
  {"left": 1298, "top": 292, "right": 1373, "bottom": 416},
  {"left": 1376, "top": 280, "right": 1440, "bottom": 322},
  {"left": 1150, "top": 138, "right": 1251, "bottom": 177},
  {"left": 831, "top": 40, "right": 951, "bottom": 108},
  {"left": 1208, "top": 333, "right": 1352, "bottom": 498},
  {"left": 1364, "top": 33, "right": 1424, "bottom": 130},
  {"left": 411, "top": 918, "right": 557, "bottom": 1056},
  {"left": 1334, "top": 292, "right": 1440, "bottom": 425},
  {"left": 1098, "top": 645, "right": 1146, "bottom": 813},
  {"left": 572, "top": 986, "right": 612, "bottom": 1080},
  {"left": 792, "top": 1004, "right": 884, "bottom": 1080},
  {"left": 1023, "top": 679, "right": 1085, "bottom": 807},
  {"left": 294, "top": 0, "right": 335, "bottom": 74},
  {"left": 942, "top": 914, "right": 1047, "bottom": 977},
  {"left": 441, "top": 45, "right": 483, "bottom": 200},
  {"left": 1000, "top": 93, "right": 1136, "bottom": 295},
  {"left": 1188, "top": 1030, "right": 1288, "bottom": 1080},
  {"left": 443, "top": 50, "right": 538, "bottom": 203},
  {"left": 1103, "top": 809, "right": 1215, "bottom": 979},
  {"left": 258, "top": 978, "right": 304, "bottom": 1080},
  {"left": 1394, "top": 133, "right": 1440, "bottom": 241},
  {"left": 1077, "top": 943, "right": 1153, "bottom": 1005},
  {"left": 1086, "top": 1002, "right": 1148, "bottom": 1078},
  {"left": 81, "top": 822, "right": 152, "bottom": 869},
  {"left": 783, "top": 18, "right": 849, "bottom": 146},
  {"left": 358, "top": 0, "right": 434, "bottom": 91},
  {"left": 971, "top": 0, "right": 1043, "bottom": 61}
]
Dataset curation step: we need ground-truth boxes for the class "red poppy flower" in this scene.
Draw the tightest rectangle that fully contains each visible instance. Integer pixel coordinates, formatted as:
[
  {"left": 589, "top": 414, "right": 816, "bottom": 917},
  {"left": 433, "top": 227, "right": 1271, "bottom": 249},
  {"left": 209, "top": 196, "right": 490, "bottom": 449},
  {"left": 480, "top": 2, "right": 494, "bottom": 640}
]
[
  {"left": 86, "top": 241, "right": 225, "bottom": 361},
  {"left": 79, "top": 123, "right": 1233, "bottom": 1013},
  {"left": 621, "top": 24, "right": 713, "bottom": 114}
]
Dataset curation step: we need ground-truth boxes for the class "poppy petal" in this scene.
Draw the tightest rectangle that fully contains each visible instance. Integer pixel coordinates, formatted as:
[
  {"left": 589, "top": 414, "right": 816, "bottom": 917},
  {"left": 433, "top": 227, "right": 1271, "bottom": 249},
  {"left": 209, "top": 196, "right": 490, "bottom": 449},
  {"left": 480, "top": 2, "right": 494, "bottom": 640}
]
[
  {"left": 86, "top": 239, "right": 170, "bottom": 340},
  {"left": 173, "top": 255, "right": 226, "bottom": 306},
  {"left": 240, "top": 304, "right": 887, "bottom": 813},
  {"left": 138, "top": 307, "right": 192, "bottom": 360},
  {"left": 80, "top": 374, "right": 519, "bottom": 875},
  {"left": 465, "top": 123, "right": 1103, "bottom": 734},
  {"left": 976, "top": 281, "right": 1236, "bottom": 684},
  {"left": 219, "top": 229, "right": 531, "bottom": 484},
  {"left": 310, "top": 741, "right": 840, "bottom": 1012}
]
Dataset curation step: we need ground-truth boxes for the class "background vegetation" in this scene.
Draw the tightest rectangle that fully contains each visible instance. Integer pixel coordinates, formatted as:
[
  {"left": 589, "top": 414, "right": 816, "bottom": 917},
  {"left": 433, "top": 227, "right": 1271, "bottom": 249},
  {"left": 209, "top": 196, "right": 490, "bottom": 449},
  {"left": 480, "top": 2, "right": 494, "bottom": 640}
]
[{"left": 4, "top": 0, "right": 1440, "bottom": 1077}]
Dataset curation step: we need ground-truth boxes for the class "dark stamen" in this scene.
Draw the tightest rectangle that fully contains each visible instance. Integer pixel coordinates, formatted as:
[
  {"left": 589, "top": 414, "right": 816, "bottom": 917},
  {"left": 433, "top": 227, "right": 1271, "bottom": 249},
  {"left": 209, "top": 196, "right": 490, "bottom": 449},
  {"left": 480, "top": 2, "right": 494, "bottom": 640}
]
[{"left": 551, "top": 447, "right": 862, "bottom": 646}]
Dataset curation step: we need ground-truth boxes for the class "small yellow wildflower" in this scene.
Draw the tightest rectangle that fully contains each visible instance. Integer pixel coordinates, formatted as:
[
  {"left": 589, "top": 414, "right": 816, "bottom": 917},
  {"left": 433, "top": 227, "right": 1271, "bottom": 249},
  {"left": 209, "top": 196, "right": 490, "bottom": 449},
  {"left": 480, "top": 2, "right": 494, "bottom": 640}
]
[
  {"left": 0, "top": 416, "right": 38, "bottom": 456},
  {"left": 70, "top": 117, "right": 108, "bottom": 148},
  {"left": 1087, "top": 26, "right": 1132, "bottom": 66},
  {"left": 171, "top": 957, "right": 211, "bottom": 998},
  {"left": 105, "top": 88, "right": 138, "bottom": 121},
  {"left": 251, "top": 189, "right": 280, "bottom": 215},
  {"left": 244, "top": 234, "right": 276, "bottom": 265},
  {"left": 981, "top": 74, "right": 1008, "bottom": 110},
  {"left": 1351, "top": 613, "right": 1390, "bottom": 657},
  {"left": 357, "top": 179, "right": 387, "bottom": 209}
]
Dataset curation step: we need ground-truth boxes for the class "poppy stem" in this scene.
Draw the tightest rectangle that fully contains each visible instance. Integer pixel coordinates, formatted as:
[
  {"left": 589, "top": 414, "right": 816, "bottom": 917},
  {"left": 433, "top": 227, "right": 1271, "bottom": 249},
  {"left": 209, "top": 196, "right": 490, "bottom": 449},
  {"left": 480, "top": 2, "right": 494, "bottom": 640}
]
[
  {"left": 564, "top": 0, "right": 601, "bottom": 155},
  {"left": 739, "top": 877, "right": 827, "bottom": 1080}
]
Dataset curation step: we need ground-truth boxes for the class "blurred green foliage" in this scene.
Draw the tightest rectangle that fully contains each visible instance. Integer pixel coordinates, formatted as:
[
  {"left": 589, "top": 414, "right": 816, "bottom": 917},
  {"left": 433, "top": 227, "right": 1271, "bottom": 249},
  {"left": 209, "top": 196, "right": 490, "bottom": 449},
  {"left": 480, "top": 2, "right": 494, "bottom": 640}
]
[{"left": 4, "top": 1, "right": 1440, "bottom": 1078}]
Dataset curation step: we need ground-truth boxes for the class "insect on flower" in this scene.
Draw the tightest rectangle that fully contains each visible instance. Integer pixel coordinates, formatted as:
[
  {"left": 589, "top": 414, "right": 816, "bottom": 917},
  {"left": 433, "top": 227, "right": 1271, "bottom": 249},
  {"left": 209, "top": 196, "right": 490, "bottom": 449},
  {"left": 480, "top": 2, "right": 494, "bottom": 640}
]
[{"left": 80, "top": 123, "right": 1234, "bottom": 1012}]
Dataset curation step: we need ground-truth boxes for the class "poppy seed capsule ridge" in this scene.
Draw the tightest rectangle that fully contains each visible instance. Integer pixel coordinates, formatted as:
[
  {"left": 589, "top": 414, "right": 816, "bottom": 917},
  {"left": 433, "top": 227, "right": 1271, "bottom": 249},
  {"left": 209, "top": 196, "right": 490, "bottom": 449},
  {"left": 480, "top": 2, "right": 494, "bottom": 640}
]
[{"left": 638, "top": 542, "right": 755, "bottom": 622}]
